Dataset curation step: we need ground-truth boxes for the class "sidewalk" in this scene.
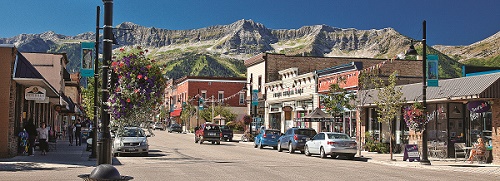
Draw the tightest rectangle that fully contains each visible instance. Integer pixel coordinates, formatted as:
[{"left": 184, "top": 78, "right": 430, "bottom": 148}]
[{"left": 0, "top": 139, "right": 96, "bottom": 171}]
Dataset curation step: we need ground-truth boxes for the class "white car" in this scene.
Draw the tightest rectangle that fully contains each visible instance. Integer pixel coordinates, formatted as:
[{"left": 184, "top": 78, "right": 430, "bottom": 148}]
[
  {"left": 112, "top": 127, "right": 150, "bottom": 157},
  {"left": 304, "top": 132, "right": 357, "bottom": 159}
]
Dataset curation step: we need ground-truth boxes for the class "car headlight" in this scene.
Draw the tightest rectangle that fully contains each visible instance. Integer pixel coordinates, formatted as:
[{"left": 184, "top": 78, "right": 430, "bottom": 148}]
[{"left": 140, "top": 139, "right": 148, "bottom": 146}]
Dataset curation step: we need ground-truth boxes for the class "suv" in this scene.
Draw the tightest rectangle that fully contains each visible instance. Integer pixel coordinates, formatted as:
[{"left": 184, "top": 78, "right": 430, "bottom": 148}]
[
  {"left": 195, "top": 123, "right": 221, "bottom": 145},
  {"left": 277, "top": 127, "right": 317, "bottom": 154},
  {"left": 220, "top": 125, "right": 233, "bottom": 142}
]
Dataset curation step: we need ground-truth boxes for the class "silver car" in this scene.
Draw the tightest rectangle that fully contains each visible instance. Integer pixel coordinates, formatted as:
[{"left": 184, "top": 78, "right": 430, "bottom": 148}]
[
  {"left": 304, "top": 132, "right": 357, "bottom": 159},
  {"left": 112, "top": 127, "right": 150, "bottom": 157}
]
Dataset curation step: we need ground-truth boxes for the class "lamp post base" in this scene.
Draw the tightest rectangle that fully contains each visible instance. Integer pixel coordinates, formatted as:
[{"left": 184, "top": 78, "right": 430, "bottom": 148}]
[{"left": 420, "top": 159, "right": 431, "bottom": 165}]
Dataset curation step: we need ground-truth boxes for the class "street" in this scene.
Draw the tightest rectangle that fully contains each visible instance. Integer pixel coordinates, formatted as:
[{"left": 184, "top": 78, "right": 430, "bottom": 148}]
[{"left": 1, "top": 130, "right": 499, "bottom": 181}]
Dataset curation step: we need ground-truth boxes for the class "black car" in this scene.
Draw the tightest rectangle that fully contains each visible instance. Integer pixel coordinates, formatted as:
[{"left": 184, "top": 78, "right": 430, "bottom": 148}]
[
  {"left": 277, "top": 127, "right": 317, "bottom": 154},
  {"left": 195, "top": 123, "right": 221, "bottom": 144},
  {"left": 220, "top": 125, "right": 233, "bottom": 142},
  {"left": 167, "top": 124, "right": 182, "bottom": 133}
]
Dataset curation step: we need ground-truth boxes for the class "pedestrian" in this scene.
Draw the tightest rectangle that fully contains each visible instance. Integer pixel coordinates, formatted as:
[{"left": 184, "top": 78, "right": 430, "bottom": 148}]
[
  {"left": 36, "top": 122, "right": 49, "bottom": 155},
  {"left": 62, "top": 121, "right": 67, "bottom": 140},
  {"left": 24, "top": 118, "right": 37, "bottom": 156},
  {"left": 68, "top": 123, "right": 75, "bottom": 146},
  {"left": 18, "top": 128, "right": 29, "bottom": 155},
  {"left": 75, "top": 119, "right": 82, "bottom": 146}
]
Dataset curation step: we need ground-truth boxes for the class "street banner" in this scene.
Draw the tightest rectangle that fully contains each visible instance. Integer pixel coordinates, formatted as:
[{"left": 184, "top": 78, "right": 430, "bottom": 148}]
[
  {"left": 427, "top": 54, "right": 439, "bottom": 87},
  {"left": 252, "top": 89, "right": 258, "bottom": 106},
  {"left": 80, "top": 42, "right": 95, "bottom": 77}
]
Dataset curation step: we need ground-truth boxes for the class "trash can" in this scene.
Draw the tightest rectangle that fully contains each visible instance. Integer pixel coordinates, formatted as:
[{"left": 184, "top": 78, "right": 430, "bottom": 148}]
[{"left": 78, "top": 164, "right": 133, "bottom": 181}]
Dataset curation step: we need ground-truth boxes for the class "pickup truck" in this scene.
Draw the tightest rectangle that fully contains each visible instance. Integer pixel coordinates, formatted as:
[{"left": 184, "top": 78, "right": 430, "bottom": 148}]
[
  {"left": 220, "top": 125, "right": 233, "bottom": 142},
  {"left": 194, "top": 123, "right": 221, "bottom": 145}
]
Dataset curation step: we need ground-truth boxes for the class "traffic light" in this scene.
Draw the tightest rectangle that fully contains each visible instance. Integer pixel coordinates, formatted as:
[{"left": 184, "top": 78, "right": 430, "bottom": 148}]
[{"left": 198, "top": 97, "right": 204, "bottom": 110}]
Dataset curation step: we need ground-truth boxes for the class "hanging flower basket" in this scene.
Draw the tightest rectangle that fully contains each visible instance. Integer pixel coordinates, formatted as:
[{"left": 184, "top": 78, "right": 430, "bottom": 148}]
[
  {"left": 403, "top": 102, "right": 429, "bottom": 132},
  {"left": 108, "top": 46, "right": 166, "bottom": 126}
]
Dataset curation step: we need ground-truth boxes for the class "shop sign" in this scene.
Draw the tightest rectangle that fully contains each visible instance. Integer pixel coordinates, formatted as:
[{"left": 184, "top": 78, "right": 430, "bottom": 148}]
[
  {"left": 467, "top": 101, "right": 490, "bottom": 113},
  {"left": 403, "top": 144, "right": 420, "bottom": 162},
  {"left": 25, "top": 86, "right": 46, "bottom": 101}
]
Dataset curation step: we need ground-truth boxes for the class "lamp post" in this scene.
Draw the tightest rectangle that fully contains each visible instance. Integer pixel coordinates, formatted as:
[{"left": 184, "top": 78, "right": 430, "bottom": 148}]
[
  {"left": 90, "top": 5, "right": 100, "bottom": 159},
  {"left": 406, "top": 20, "right": 431, "bottom": 165},
  {"left": 242, "top": 73, "right": 254, "bottom": 135}
]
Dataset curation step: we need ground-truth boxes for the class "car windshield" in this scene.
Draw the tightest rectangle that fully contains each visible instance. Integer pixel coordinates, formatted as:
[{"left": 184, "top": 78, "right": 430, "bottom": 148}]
[
  {"left": 265, "top": 130, "right": 280, "bottom": 135},
  {"left": 220, "top": 125, "right": 230, "bottom": 130},
  {"left": 204, "top": 125, "right": 220, "bottom": 130},
  {"left": 297, "top": 129, "right": 317, "bottom": 137},
  {"left": 120, "top": 128, "right": 145, "bottom": 137},
  {"left": 327, "top": 133, "right": 351, "bottom": 140},
  {"left": 171, "top": 124, "right": 181, "bottom": 127}
]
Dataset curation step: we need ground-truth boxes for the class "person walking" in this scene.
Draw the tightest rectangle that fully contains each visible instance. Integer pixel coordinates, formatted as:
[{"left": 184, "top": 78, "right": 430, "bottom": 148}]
[
  {"left": 62, "top": 121, "right": 67, "bottom": 140},
  {"left": 68, "top": 123, "right": 75, "bottom": 146},
  {"left": 37, "top": 122, "right": 49, "bottom": 155},
  {"left": 24, "top": 119, "right": 37, "bottom": 156},
  {"left": 75, "top": 119, "right": 82, "bottom": 146}
]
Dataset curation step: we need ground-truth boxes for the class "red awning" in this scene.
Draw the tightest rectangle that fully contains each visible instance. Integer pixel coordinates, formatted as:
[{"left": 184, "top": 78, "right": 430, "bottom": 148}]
[{"left": 170, "top": 109, "right": 182, "bottom": 117}]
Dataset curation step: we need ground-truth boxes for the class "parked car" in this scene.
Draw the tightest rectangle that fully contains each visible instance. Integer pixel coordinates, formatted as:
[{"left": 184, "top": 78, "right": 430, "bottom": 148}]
[
  {"left": 194, "top": 123, "right": 221, "bottom": 145},
  {"left": 254, "top": 129, "right": 281, "bottom": 149},
  {"left": 277, "top": 127, "right": 317, "bottom": 154},
  {"left": 220, "top": 125, "right": 233, "bottom": 142},
  {"left": 153, "top": 122, "right": 166, "bottom": 131},
  {"left": 112, "top": 127, "right": 150, "bottom": 157},
  {"left": 167, "top": 124, "right": 182, "bottom": 133},
  {"left": 304, "top": 132, "right": 357, "bottom": 159}
]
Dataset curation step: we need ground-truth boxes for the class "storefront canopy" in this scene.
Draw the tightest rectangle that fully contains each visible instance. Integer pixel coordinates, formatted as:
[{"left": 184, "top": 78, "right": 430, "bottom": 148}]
[
  {"left": 12, "top": 52, "right": 59, "bottom": 98},
  {"left": 301, "top": 108, "right": 334, "bottom": 122},
  {"left": 170, "top": 109, "right": 182, "bottom": 117},
  {"left": 359, "top": 72, "right": 500, "bottom": 106}
]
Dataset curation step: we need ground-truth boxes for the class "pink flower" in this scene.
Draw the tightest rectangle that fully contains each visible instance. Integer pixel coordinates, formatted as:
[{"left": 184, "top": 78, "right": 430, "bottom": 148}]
[
  {"left": 137, "top": 74, "right": 143, "bottom": 79},
  {"left": 146, "top": 65, "right": 152, "bottom": 69},
  {"left": 126, "top": 98, "right": 131, "bottom": 103},
  {"left": 120, "top": 48, "right": 125, "bottom": 52}
]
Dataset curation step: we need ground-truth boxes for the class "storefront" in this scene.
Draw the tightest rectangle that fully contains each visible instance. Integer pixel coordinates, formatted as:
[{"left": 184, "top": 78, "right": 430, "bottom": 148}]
[{"left": 359, "top": 72, "right": 500, "bottom": 163}]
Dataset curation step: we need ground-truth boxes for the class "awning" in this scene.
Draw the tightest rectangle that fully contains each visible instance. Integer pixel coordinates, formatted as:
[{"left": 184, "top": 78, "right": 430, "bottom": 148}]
[
  {"left": 12, "top": 52, "right": 59, "bottom": 98},
  {"left": 300, "top": 108, "right": 334, "bottom": 122},
  {"left": 170, "top": 109, "right": 182, "bottom": 117}
]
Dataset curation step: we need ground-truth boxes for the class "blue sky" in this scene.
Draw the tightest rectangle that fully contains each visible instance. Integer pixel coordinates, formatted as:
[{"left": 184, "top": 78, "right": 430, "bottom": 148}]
[{"left": 1, "top": 0, "right": 499, "bottom": 46}]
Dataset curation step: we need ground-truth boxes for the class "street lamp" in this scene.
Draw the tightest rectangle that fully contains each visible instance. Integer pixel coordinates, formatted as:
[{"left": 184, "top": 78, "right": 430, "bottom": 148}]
[
  {"left": 242, "top": 73, "right": 254, "bottom": 135},
  {"left": 405, "top": 20, "right": 431, "bottom": 165}
]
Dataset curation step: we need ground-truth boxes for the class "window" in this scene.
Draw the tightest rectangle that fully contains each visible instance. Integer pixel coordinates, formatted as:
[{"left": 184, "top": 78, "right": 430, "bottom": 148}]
[
  {"left": 218, "top": 91, "right": 224, "bottom": 103},
  {"left": 239, "top": 93, "right": 245, "bottom": 105},
  {"left": 201, "top": 90, "right": 207, "bottom": 99},
  {"left": 258, "top": 76, "right": 262, "bottom": 92}
]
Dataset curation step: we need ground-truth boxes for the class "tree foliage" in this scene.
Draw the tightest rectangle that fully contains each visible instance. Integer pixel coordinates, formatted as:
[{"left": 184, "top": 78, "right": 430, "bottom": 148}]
[
  {"left": 199, "top": 104, "right": 237, "bottom": 124},
  {"left": 321, "top": 77, "right": 355, "bottom": 117}
]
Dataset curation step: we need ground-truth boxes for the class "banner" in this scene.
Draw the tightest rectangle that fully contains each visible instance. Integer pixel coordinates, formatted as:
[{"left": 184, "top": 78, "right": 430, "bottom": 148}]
[
  {"left": 427, "top": 54, "right": 439, "bottom": 87},
  {"left": 80, "top": 42, "right": 95, "bottom": 77},
  {"left": 252, "top": 89, "right": 258, "bottom": 106}
]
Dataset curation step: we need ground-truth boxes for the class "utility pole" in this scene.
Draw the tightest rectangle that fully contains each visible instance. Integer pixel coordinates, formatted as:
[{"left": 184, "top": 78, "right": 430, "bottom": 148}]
[
  {"left": 211, "top": 95, "right": 215, "bottom": 124},
  {"left": 90, "top": 5, "right": 100, "bottom": 159},
  {"left": 98, "top": 0, "right": 113, "bottom": 165}
]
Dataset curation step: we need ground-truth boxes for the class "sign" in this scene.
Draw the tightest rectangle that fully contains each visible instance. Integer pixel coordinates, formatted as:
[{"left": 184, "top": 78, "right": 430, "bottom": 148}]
[
  {"left": 252, "top": 89, "right": 258, "bottom": 106},
  {"left": 80, "top": 42, "right": 95, "bottom": 77},
  {"left": 467, "top": 101, "right": 490, "bottom": 113},
  {"left": 25, "top": 86, "right": 46, "bottom": 101},
  {"left": 427, "top": 54, "right": 439, "bottom": 87},
  {"left": 403, "top": 144, "right": 420, "bottom": 162}
]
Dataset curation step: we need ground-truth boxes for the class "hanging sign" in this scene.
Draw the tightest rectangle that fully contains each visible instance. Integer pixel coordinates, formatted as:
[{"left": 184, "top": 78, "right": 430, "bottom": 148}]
[
  {"left": 252, "top": 89, "right": 258, "bottom": 106},
  {"left": 25, "top": 86, "right": 46, "bottom": 101},
  {"left": 80, "top": 42, "right": 95, "bottom": 77},
  {"left": 427, "top": 54, "right": 439, "bottom": 87},
  {"left": 467, "top": 101, "right": 490, "bottom": 113}
]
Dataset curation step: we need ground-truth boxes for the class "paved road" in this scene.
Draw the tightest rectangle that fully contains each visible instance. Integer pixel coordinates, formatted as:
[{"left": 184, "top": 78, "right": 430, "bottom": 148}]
[{"left": 1, "top": 130, "right": 500, "bottom": 180}]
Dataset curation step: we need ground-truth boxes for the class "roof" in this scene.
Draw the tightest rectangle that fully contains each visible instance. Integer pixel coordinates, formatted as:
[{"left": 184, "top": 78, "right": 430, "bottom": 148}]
[
  {"left": 301, "top": 108, "right": 334, "bottom": 122},
  {"left": 359, "top": 72, "right": 500, "bottom": 106},
  {"left": 13, "top": 52, "right": 59, "bottom": 98}
]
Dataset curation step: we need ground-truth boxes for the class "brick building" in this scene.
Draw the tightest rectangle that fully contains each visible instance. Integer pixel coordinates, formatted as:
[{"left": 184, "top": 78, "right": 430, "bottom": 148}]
[{"left": 164, "top": 76, "right": 247, "bottom": 132}]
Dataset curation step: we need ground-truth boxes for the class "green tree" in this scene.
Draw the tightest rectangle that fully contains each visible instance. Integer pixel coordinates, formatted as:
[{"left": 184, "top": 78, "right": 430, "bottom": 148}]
[
  {"left": 373, "top": 71, "right": 406, "bottom": 160},
  {"left": 322, "top": 77, "right": 356, "bottom": 128},
  {"left": 199, "top": 104, "right": 237, "bottom": 124}
]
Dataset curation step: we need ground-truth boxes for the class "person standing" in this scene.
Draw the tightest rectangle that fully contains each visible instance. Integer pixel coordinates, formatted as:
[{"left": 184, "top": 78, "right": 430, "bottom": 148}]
[
  {"left": 62, "top": 121, "right": 67, "bottom": 140},
  {"left": 68, "top": 123, "right": 75, "bottom": 146},
  {"left": 24, "top": 119, "right": 37, "bottom": 156},
  {"left": 36, "top": 122, "right": 49, "bottom": 155},
  {"left": 75, "top": 119, "right": 82, "bottom": 146}
]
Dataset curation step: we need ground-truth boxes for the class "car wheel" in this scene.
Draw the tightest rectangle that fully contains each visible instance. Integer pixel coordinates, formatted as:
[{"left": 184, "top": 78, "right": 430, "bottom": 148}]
[
  {"left": 320, "top": 147, "right": 326, "bottom": 159},
  {"left": 216, "top": 141, "right": 220, "bottom": 145},
  {"left": 273, "top": 146, "right": 277, "bottom": 150},
  {"left": 305, "top": 145, "right": 311, "bottom": 156},
  {"left": 346, "top": 154, "right": 355, "bottom": 160},
  {"left": 254, "top": 141, "right": 258, "bottom": 148},
  {"left": 113, "top": 153, "right": 118, "bottom": 157},
  {"left": 330, "top": 153, "right": 338, "bottom": 159},
  {"left": 211, "top": 141, "right": 215, "bottom": 144},
  {"left": 259, "top": 141, "right": 263, "bottom": 149},
  {"left": 195, "top": 136, "right": 198, "bottom": 143},
  {"left": 289, "top": 143, "right": 294, "bottom": 154},
  {"left": 199, "top": 136, "right": 204, "bottom": 144},
  {"left": 277, "top": 141, "right": 283, "bottom": 152}
]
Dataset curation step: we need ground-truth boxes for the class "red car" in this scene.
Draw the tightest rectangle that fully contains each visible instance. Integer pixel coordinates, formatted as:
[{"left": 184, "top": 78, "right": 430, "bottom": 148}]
[{"left": 195, "top": 123, "right": 221, "bottom": 145}]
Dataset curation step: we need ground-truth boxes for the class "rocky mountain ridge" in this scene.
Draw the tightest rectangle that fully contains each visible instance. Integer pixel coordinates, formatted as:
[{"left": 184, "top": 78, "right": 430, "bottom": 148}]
[{"left": 1, "top": 19, "right": 498, "bottom": 79}]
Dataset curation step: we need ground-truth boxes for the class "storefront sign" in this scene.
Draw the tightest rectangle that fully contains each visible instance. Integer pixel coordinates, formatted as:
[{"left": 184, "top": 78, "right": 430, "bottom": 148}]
[
  {"left": 25, "top": 86, "right": 46, "bottom": 101},
  {"left": 403, "top": 144, "right": 420, "bottom": 162},
  {"left": 467, "top": 101, "right": 490, "bottom": 113}
]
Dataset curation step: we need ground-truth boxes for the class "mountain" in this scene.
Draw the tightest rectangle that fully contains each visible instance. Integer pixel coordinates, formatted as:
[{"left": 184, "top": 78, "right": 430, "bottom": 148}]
[
  {"left": 3, "top": 19, "right": 496, "bottom": 79},
  {"left": 433, "top": 31, "right": 500, "bottom": 67}
]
